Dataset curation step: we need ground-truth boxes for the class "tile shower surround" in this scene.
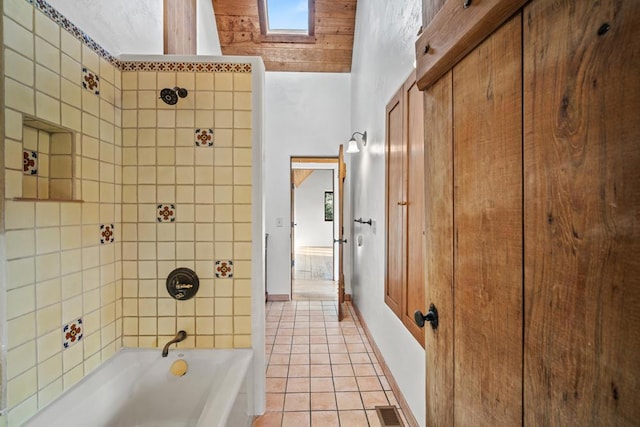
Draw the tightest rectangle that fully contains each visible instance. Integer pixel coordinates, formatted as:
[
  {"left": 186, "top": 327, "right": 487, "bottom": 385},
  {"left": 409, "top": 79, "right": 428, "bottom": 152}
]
[{"left": 1, "top": 0, "right": 254, "bottom": 424}]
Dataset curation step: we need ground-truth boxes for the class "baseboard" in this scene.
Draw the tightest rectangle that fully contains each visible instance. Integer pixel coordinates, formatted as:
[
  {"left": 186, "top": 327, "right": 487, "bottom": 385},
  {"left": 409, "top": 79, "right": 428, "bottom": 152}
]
[
  {"left": 266, "top": 294, "right": 290, "bottom": 302},
  {"left": 345, "top": 293, "right": 352, "bottom": 302},
  {"left": 351, "top": 301, "right": 419, "bottom": 427}
]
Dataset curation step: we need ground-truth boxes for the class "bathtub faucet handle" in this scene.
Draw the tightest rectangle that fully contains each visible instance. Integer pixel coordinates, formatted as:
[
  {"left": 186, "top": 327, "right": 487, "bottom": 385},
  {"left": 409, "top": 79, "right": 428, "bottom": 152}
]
[{"left": 162, "top": 330, "right": 188, "bottom": 357}]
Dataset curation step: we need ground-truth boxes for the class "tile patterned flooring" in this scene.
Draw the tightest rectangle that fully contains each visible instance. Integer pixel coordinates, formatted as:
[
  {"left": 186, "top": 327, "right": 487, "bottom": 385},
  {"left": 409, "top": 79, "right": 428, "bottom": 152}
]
[{"left": 253, "top": 300, "right": 409, "bottom": 427}]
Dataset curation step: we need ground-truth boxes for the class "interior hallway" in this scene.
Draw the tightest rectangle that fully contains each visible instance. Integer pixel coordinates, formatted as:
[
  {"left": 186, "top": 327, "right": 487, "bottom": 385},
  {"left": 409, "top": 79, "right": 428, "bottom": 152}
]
[{"left": 253, "top": 300, "right": 409, "bottom": 426}]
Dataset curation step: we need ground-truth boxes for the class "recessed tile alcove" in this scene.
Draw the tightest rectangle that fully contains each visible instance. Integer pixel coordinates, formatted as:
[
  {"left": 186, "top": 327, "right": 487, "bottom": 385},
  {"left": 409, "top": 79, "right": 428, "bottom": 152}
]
[{"left": 20, "top": 117, "right": 76, "bottom": 200}]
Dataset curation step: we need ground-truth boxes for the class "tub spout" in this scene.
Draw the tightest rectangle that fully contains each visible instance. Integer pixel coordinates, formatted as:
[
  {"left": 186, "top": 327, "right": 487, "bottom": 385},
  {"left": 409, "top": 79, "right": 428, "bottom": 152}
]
[{"left": 162, "top": 330, "right": 187, "bottom": 357}]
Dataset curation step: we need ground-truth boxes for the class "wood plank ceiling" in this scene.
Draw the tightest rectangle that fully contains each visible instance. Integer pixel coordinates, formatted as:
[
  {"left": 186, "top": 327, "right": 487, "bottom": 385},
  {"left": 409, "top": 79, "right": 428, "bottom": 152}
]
[{"left": 212, "top": 0, "right": 357, "bottom": 72}]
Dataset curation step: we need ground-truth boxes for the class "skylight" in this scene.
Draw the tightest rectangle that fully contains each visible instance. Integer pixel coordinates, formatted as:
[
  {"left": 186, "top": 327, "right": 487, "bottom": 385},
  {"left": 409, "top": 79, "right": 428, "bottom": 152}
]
[
  {"left": 259, "top": 0, "right": 314, "bottom": 38},
  {"left": 266, "top": 0, "right": 308, "bottom": 33}
]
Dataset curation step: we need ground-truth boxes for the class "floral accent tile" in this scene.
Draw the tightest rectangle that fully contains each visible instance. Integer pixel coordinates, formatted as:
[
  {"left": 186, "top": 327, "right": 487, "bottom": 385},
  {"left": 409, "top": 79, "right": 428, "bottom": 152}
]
[
  {"left": 157, "top": 204, "right": 176, "bottom": 222},
  {"left": 195, "top": 129, "right": 214, "bottom": 147},
  {"left": 63, "top": 318, "right": 83, "bottom": 349},
  {"left": 23, "top": 150, "right": 38, "bottom": 175},
  {"left": 215, "top": 260, "right": 233, "bottom": 279},
  {"left": 100, "top": 224, "right": 114, "bottom": 244},
  {"left": 82, "top": 67, "right": 100, "bottom": 95}
]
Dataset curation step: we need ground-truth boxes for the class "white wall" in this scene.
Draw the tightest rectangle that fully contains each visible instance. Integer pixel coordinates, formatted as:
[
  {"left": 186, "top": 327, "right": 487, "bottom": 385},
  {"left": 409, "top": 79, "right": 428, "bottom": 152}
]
[
  {"left": 46, "top": 0, "right": 222, "bottom": 56},
  {"left": 349, "top": 0, "right": 426, "bottom": 425},
  {"left": 295, "top": 170, "right": 334, "bottom": 248},
  {"left": 46, "top": 0, "right": 163, "bottom": 55},
  {"left": 197, "top": 0, "right": 222, "bottom": 55},
  {"left": 265, "top": 72, "right": 351, "bottom": 297}
]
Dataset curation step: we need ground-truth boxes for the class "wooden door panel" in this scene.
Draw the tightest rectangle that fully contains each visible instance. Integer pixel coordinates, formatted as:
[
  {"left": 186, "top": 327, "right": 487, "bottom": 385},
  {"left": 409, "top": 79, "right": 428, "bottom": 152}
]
[
  {"left": 338, "top": 145, "right": 346, "bottom": 320},
  {"left": 524, "top": 0, "right": 640, "bottom": 423},
  {"left": 405, "top": 73, "right": 427, "bottom": 347},
  {"left": 385, "top": 90, "right": 405, "bottom": 316},
  {"left": 453, "top": 14, "right": 523, "bottom": 425},
  {"left": 424, "top": 71, "right": 454, "bottom": 427}
]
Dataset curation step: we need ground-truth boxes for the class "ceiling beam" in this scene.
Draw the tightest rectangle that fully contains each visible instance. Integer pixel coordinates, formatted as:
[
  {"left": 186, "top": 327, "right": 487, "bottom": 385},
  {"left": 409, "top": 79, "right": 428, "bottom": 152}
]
[{"left": 164, "top": 0, "right": 197, "bottom": 55}]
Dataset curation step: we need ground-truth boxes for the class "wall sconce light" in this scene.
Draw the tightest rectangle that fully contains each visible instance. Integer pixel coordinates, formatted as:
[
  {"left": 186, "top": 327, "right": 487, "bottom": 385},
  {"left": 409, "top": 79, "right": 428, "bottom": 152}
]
[{"left": 346, "top": 131, "right": 367, "bottom": 154}]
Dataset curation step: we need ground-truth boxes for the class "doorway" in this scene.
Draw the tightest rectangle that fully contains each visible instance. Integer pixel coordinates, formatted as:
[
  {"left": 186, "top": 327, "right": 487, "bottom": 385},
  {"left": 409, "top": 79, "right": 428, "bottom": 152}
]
[{"left": 290, "top": 158, "right": 339, "bottom": 301}]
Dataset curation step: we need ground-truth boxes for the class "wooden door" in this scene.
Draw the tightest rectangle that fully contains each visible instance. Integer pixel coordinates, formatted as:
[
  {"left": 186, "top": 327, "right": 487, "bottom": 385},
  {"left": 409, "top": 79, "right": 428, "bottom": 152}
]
[
  {"left": 424, "top": 70, "right": 454, "bottom": 426},
  {"left": 524, "top": 0, "right": 640, "bottom": 423},
  {"left": 423, "top": 14, "right": 523, "bottom": 425},
  {"left": 385, "top": 89, "right": 406, "bottom": 315},
  {"left": 290, "top": 168, "right": 296, "bottom": 288},
  {"left": 453, "top": 14, "right": 523, "bottom": 425},
  {"left": 337, "top": 145, "right": 346, "bottom": 320},
  {"left": 404, "top": 72, "right": 426, "bottom": 346}
]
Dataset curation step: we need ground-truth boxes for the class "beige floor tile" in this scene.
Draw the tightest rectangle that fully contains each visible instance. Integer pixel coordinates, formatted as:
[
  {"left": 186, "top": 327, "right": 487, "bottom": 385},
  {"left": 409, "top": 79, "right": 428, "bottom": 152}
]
[
  {"left": 338, "top": 410, "right": 369, "bottom": 426},
  {"left": 310, "top": 411, "right": 339, "bottom": 427},
  {"left": 310, "top": 377, "right": 334, "bottom": 393},
  {"left": 282, "top": 411, "right": 310, "bottom": 427},
  {"left": 310, "top": 392, "right": 337, "bottom": 411},
  {"left": 266, "top": 377, "right": 287, "bottom": 393},
  {"left": 266, "top": 393, "right": 285, "bottom": 412},
  {"left": 263, "top": 301, "right": 413, "bottom": 427},
  {"left": 333, "top": 376, "right": 359, "bottom": 392},
  {"left": 335, "top": 391, "right": 363, "bottom": 410},
  {"left": 310, "top": 353, "right": 330, "bottom": 365},
  {"left": 331, "top": 364, "right": 354, "bottom": 377},
  {"left": 360, "top": 391, "right": 389, "bottom": 409},
  {"left": 286, "top": 377, "right": 310, "bottom": 393},
  {"left": 349, "top": 353, "right": 371, "bottom": 364},
  {"left": 269, "top": 354, "right": 290, "bottom": 365},
  {"left": 289, "top": 354, "right": 310, "bottom": 365},
  {"left": 357, "top": 376, "right": 382, "bottom": 391},
  {"left": 329, "top": 353, "right": 350, "bottom": 364},
  {"left": 288, "top": 365, "right": 310, "bottom": 378},
  {"left": 266, "top": 365, "right": 288, "bottom": 378},
  {"left": 310, "top": 365, "right": 332, "bottom": 378},
  {"left": 283, "top": 393, "right": 310, "bottom": 412},
  {"left": 352, "top": 364, "right": 376, "bottom": 376}
]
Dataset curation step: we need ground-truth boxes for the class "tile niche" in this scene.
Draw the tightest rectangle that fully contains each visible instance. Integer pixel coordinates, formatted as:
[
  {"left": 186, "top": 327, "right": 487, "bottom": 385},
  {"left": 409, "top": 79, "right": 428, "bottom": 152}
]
[{"left": 19, "top": 116, "right": 77, "bottom": 201}]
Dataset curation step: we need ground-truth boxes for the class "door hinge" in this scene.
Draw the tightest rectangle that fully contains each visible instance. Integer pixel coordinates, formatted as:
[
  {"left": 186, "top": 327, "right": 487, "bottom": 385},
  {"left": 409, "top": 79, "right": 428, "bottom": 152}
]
[{"left": 291, "top": 259, "right": 295, "bottom": 267}]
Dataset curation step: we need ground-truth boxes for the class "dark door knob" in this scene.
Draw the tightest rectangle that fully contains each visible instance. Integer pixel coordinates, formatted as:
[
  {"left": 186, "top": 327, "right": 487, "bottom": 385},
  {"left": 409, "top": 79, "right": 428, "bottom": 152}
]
[{"left": 414, "top": 304, "right": 439, "bottom": 330}]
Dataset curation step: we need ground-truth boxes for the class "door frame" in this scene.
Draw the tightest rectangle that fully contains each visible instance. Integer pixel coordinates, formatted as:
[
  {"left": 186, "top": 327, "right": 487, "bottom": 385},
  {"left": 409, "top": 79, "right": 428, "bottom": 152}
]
[{"left": 290, "top": 157, "right": 340, "bottom": 296}]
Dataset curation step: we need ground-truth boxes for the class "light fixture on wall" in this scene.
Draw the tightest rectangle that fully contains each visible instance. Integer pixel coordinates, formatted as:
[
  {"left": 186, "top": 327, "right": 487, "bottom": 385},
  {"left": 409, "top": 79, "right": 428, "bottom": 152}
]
[{"left": 346, "top": 131, "right": 367, "bottom": 154}]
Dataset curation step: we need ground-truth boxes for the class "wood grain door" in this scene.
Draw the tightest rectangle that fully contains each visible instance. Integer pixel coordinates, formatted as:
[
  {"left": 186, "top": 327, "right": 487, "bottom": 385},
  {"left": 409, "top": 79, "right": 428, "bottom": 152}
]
[
  {"left": 423, "top": 13, "right": 523, "bottom": 425},
  {"left": 338, "top": 145, "right": 346, "bottom": 321},
  {"left": 385, "top": 89, "right": 406, "bottom": 315},
  {"left": 404, "top": 72, "right": 426, "bottom": 347},
  {"left": 524, "top": 0, "right": 640, "bottom": 423}
]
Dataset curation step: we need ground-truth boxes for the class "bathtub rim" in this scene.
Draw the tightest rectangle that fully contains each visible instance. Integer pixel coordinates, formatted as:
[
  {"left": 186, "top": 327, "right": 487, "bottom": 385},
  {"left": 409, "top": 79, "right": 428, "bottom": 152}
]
[{"left": 22, "top": 347, "right": 255, "bottom": 427}]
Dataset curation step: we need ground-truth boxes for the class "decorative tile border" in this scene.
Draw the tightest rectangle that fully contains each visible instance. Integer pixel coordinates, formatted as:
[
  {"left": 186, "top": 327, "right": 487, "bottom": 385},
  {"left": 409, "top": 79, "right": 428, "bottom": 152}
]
[
  {"left": 25, "top": 0, "right": 252, "bottom": 73},
  {"left": 119, "top": 61, "right": 252, "bottom": 73},
  {"left": 195, "top": 129, "right": 214, "bottom": 147},
  {"left": 63, "top": 318, "right": 83, "bottom": 348},
  {"left": 215, "top": 260, "right": 233, "bottom": 279},
  {"left": 23, "top": 150, "right": 38, "bottom": 175},
  {"left": 157, "top": 204, "right": 176, "bottom": 222},
  {"left": 100, "top": 224, "right": 114, "bottom": 244},
  {"left": 82, "top": 67, "right": 100, "bottom": 95}
]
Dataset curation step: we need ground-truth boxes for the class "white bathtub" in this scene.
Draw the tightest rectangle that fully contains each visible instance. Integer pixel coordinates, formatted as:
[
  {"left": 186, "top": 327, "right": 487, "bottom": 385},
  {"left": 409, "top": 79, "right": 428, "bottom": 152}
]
[{"left": 24, "top": 348, "right": 254, "bottom": 427}]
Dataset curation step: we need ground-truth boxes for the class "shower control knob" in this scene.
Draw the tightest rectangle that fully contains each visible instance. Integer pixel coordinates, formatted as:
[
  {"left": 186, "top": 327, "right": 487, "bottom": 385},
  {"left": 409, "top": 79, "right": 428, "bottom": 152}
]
[{"left": 414, "top": 304, "right": 439, "bottom": 330}]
